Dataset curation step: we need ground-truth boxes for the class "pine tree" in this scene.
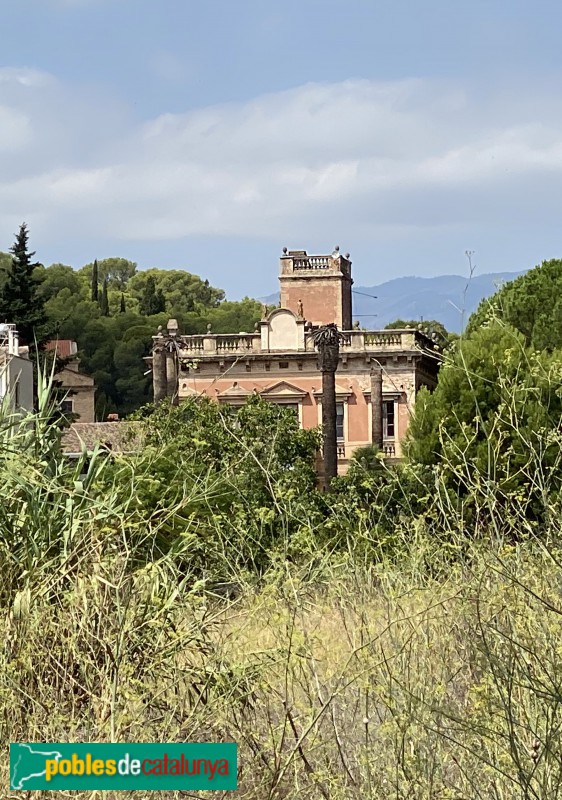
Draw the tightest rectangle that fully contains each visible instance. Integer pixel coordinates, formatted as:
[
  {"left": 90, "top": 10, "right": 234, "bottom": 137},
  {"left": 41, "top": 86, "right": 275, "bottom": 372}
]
[
  {"left": 0, "top": 223, "right": 49, "bottom": 346},
  {"left": 140, "top": 275, "right": 165, "bottom": 315},
  {"left": 154, "top": 288, "right": 166, "bottom": 314},
  {"left": 119, "top": 293, "right": 126, "bottom": 313},
  {"left": 100, "top": 276, "right": 109, "bottom": 316},
  {"left": 91, "top": 259, "right": 99, "bottom": 302}
]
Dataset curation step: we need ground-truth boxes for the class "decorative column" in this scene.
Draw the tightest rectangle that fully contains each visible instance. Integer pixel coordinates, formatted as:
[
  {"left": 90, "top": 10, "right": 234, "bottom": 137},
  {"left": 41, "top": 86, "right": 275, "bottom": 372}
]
[
  {"left": 152, "top": 337, "right": 167, "bottom": 404},
  {"left": 165, "top": 347, "right": 178, "bottom": 404},
  {"left": 371, "top": 366, "right": 383, "bottom": 450},
  {"left": 165, "top": 318, "right": 179, "bottom": 405}
]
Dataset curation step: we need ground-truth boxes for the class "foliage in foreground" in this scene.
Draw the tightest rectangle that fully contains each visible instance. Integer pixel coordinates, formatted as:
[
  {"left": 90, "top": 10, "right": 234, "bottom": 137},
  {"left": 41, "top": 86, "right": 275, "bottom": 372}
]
[
  {"left": 401, "top": 320, "right": 562, "bottom": 533},
  {"left": 3, "top": 372, "right": 562, "bottom": 797},
  {"left": 3, "top": 425, "right": 562, "bottom": 798},
  {"left": 112, "top": 395, "right": 323, "bottom": 575}
]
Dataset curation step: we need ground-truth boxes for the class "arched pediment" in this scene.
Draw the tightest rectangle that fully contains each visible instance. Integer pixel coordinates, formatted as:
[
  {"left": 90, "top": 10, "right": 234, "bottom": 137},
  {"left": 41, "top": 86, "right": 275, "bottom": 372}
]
[{"left": 264, "top": 308, "right": 299, "bottom": 351}]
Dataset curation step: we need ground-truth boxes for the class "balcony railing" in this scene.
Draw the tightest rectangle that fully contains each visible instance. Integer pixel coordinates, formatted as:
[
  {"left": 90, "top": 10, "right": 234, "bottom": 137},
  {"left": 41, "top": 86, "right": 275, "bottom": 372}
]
[{"left": 336, "top": 441, "right": 397, "bottom": 460}]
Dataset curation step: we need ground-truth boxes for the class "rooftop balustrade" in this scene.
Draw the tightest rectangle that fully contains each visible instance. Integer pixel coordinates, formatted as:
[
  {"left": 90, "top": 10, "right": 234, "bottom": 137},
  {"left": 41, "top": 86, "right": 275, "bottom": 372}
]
[
  {"left": 292, "top": 255, "right": 331, "bottom": 270},
  {"left": 173, "top": 328, "right": 433, "bottom": 358}
]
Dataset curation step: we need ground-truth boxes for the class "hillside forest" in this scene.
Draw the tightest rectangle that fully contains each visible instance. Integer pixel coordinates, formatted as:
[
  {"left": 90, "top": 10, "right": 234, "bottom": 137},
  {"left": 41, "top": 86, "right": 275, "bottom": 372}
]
[{"left": 0, "top": 233, "right": 264, "bottom": 416}]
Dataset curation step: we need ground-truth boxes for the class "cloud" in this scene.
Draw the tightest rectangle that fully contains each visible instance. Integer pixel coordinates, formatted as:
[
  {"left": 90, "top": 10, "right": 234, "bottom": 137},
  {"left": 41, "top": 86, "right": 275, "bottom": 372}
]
[
  {"left": 2, "top": 71, "right": 562, "bottom": 253},
  {"left": 147, "top": 51, "right": 192, "bottom": 84}
]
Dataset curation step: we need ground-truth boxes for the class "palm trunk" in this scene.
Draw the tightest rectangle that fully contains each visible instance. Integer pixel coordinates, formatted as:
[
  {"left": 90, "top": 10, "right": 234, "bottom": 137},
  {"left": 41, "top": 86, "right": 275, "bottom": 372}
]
[
  {"left": 371, "top": 366, "right": 383, "bottom": 450},
  {"left": 322, "top": 367, "right": 338, "bottom": 485},
  {"left": 313, "top": 325, "right": 342, "bottom": 489}
]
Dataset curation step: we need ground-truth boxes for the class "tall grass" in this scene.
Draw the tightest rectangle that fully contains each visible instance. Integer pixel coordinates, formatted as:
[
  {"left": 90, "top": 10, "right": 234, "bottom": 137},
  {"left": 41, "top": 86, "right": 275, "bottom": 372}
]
[{"left": 3, "top": 366, "right": 562, "bottom": 798}]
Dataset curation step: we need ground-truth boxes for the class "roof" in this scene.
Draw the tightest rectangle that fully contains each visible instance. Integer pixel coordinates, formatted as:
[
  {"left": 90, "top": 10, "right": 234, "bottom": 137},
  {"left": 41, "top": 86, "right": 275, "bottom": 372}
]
[
  {"left": 45, "top": 340, "right": 78, "bottom": 358},
  {"left": 61, "top": 422, "right": 144, "bottom": 456},
  {"left": 57, "top": 366, "right": 95, "bottom": 388}
]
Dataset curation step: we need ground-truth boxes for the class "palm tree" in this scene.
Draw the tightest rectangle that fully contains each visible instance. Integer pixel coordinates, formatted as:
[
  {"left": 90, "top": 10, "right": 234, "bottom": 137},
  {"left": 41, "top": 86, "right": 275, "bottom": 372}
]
[{"left": 312, "top": 324, "right": 344, "bottom": 487}]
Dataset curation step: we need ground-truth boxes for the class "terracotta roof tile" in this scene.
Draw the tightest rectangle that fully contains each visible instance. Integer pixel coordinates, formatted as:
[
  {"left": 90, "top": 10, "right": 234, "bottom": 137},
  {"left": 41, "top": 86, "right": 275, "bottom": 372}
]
[
  {"left": 45, "top": 340, "right": 77, "bottom": 358},
  {"left": 61, "top": 422, "right": 144, "bottom": 455}
]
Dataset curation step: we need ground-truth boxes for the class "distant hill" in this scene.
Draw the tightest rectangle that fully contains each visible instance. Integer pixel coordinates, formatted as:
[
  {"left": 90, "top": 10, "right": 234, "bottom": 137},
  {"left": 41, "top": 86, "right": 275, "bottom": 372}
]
[{"left": 261, "top": 271, "right": 525, "bottom": 333}]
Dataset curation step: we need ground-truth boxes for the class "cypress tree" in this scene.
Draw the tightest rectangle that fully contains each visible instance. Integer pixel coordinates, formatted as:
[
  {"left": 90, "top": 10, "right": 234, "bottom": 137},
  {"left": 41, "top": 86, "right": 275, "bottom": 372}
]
[
  {"left": 100, "top": 276, "right": 109, "bottom": 316},
  {"left": 119, "top": 293, "right": 126, "bottom": 313},
  {"left": 91, "top": 259, "right": 99, "bottom": 302},
  {"left": 0, "top": 222, "right": 48, "bottom": 346},
  {"left": 140, "top": 275, "right": 157, "bottom": 317}
]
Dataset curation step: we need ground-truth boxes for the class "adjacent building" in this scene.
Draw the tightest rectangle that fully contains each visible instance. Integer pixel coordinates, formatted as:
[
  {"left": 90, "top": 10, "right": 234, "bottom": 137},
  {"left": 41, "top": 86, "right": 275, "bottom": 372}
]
[
  {"left": 44, "top": 339, "right": 96, "bottom": 422},
  {"left": 150, "top": 248, "right": 442, "bottom": 472},
  {"left": 0, "top": 324, "right": 33, "bottom": 414}
]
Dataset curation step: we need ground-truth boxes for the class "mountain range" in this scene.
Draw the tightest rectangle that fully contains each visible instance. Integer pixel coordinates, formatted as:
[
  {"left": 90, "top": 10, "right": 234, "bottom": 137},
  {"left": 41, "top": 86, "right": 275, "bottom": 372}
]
[{"left": 261, "top": 271, "right": 525, "bottom": 333}]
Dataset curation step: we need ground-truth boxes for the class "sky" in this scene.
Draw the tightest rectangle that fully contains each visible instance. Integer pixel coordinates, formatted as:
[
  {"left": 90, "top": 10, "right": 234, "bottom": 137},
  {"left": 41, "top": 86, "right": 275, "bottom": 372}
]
[{"left": 2, "top": 0, "right": 562, "bottom": 298}]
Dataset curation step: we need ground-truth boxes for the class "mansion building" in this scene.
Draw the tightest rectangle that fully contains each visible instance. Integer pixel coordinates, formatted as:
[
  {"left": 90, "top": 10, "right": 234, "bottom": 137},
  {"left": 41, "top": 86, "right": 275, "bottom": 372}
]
[{"left": 150, "top": 248, "right": 441, "bottom": 472}]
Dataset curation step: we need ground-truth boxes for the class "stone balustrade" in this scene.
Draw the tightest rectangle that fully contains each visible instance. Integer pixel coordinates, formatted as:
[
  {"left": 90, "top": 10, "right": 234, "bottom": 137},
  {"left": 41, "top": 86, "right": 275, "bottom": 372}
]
[
  {"left": 177, "top": 333, "right": 261, "bottom": 357},
  {"left": 293, "top": 255, "right": 331, "bottom": 270},
  {"left": 304, "top": 330, "right": 417, "bottom": 352},
  {"left": 175, "top": 329, "right": 425, "bottom": 357},
  {"left": 337, "top": 441, "right": 396, "bottom": 460}
]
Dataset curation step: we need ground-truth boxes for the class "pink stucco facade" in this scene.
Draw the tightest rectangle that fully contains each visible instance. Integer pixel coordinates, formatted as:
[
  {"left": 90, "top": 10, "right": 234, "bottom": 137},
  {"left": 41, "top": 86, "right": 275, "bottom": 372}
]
[{"left": 152, "top": 249, "right": 441, "bottom": 473}]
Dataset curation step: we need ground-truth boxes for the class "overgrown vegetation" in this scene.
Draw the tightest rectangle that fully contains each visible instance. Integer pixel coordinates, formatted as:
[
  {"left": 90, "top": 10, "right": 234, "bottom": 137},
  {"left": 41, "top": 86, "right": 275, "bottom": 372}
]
[
  {"left": 4, "top": 302, "right": 562, "bottom": 797},
  {"left": 4, "top": 252, "right": 562, "bottom": 797}
]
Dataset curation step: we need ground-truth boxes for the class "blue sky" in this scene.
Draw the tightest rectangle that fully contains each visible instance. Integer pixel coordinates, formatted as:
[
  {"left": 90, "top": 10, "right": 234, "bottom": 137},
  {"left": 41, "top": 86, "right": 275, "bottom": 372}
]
[{"left": 2, "top": 0, "right": 562, "bottom": 297}]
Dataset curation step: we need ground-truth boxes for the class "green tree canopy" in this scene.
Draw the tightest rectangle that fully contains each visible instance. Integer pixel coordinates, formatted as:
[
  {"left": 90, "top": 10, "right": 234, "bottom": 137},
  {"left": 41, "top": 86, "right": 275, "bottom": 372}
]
[
  {"left": 126, "top": 395, "right": 321, "bottom": 571},
  {"left": 99, "top": 276, "right": 109, "bottom": 316},
  {"left": 128, "top": 269, "right": 224, "bottom": 315},
  {"left": 140, "top": 275, "right": 166, "bottom": 316},
  {"left": 36, "top": 263, "right": 81, "bottom": 302},
  {"left": 79, "top": 257, "right": 137, "bottom": 291},
  {"left": 405, "top": 321, "right": 562, "bottom": 515},
  {"left": 0, "top": 233, "right": 265, "bottom": 416},
  {"left": 466, "top": 259, "right": 562, "bottom": 350},
  {"left": 0, "top": 252, "right": 11, "bottom": 292},
  {"left": 0, "top": 224, "right": 50, "bottom": 346}
]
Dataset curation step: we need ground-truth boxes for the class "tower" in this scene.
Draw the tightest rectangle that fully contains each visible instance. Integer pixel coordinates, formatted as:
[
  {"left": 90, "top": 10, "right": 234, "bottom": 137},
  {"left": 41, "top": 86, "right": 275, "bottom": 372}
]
[{"left": 279, "top": 247, "right": 353, "bottom": 329}]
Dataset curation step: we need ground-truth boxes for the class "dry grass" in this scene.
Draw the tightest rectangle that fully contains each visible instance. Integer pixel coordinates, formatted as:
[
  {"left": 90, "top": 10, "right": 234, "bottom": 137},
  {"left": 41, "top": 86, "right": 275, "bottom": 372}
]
[
  {"left": 4, "top": 534, "right": 562, "bottom": 799},
  {"left": 3, "top": 368, "right": 562, "bottom": 798}
]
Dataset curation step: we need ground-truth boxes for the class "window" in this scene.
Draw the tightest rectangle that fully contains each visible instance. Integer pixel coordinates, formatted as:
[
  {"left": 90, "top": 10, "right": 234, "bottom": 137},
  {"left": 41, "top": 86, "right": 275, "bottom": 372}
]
[
  {"left": 14, "top": 380, "right": 20, "bottom": 409},
  {"left": 279, "top": 361, "right": 289, "bottom": 369},
  {"left": 336, "top": 402, "right": 344, "bottom": 440},
  {"left": 279, "top": 402, "right": 299, "bottom": 420},
  {"left": 383, "top": 400, "right": 395, "bottom": 438},
  {"left": 60, "top": 399, "right": 74, "bottom": 415}
]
